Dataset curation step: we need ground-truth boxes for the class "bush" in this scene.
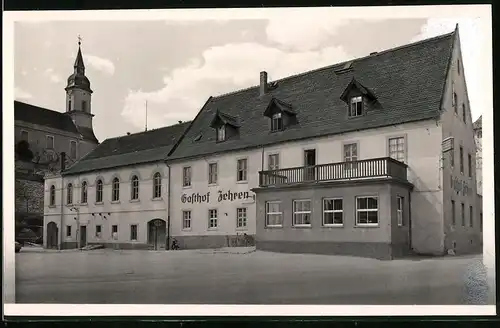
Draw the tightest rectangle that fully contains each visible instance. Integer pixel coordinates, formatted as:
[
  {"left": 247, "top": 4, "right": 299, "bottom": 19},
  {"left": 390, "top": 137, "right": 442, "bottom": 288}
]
[{"left": 15, "top": 140, "right": 34, "bottom": 161}]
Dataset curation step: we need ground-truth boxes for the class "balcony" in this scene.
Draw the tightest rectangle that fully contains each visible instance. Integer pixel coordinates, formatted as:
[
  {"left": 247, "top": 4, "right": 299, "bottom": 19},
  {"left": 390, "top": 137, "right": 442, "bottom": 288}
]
[{"left": 258, "top": 157, "right": 408, "bottom": 187}]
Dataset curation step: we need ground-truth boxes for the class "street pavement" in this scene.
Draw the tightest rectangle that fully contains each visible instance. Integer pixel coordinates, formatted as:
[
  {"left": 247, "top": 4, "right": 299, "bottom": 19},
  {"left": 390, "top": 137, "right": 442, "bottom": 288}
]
[{"left": 15, "top": 247, "right": 492, "bottom": 304}]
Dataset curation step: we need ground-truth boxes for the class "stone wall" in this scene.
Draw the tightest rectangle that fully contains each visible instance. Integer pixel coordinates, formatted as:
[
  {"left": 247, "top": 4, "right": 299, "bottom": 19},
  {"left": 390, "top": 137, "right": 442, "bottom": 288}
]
[{"left": 15, "top": 172, "right": 44, "bottom": 215}]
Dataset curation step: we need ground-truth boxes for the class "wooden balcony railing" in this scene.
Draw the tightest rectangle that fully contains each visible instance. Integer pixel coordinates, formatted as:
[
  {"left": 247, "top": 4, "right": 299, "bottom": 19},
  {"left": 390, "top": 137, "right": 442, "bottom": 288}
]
[{"left": 258, "top": 157, "right": 408, "bottom": 187}]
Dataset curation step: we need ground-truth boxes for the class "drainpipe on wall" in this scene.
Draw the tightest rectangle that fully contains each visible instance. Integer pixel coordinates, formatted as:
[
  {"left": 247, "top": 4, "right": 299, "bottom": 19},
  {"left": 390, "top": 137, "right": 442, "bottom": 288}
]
[
  {"left": 408, "top": 190, "right": 412, "bottom": 252},
  {"left": 59, "top": 152, "right": 66, "bottom": 250},
  {"left": 166, "top": 162, "right": 171, "bottom": 251}
]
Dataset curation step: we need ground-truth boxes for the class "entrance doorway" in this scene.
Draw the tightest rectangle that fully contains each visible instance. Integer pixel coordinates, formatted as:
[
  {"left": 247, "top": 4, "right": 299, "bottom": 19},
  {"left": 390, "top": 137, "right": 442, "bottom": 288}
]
[
  {"left": 80, "top": 226, "right": 87, "bottom": 248},
  {"left": 148, "top": 219, "right": 166, "bottom": 250},
  {"left": 46, "top": 222, "right": 58, "bottom": 249},
  {"left": 304, "top": 149, "right": 316, "bottom": 181}
]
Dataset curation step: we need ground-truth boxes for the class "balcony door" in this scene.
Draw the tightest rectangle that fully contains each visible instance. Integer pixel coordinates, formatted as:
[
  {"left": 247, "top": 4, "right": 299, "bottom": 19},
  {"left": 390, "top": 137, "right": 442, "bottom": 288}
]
[{"left": 304, "top": 149, "right": 316, "bottom": 181}]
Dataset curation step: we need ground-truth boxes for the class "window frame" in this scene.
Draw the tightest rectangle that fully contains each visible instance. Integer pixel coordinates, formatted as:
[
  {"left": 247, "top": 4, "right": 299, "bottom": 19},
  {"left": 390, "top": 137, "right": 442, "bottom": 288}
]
[
  {"left": 208, "top": 209, "right": 218, "bottom": 230},
  {"left": 271, "top": 112, "right": 283, "bottom": 132},
  {"left": 462, "top": 103, "right": 466, "bottom": 123},
  {"left": 236, "top": 207, "right": 248, "bottom": 229},
  {"left": 66, "top": 225, "right": 72, "bottom": 237},
  {"left": 80, "top": 181, "right": 88, "bottom": 204},
  {"left": 469, "top": 205, "right": 473, "bottom": 228},
  {"left": 69, "top": 140, "right": 77, "bottom": 159},
  {"left": 293, "top": 199, "right": 312, "bottom": 227},
  {"left": 66, "top": 183, "right": 73, "bottom": 205},
  {"left": 451, "top": 199, "right": 456, "bottom": 225},
  {"left": 46, "top": 135, "right": 55, "bottom": 149},
  {"left": 95, "top": 225, "right": 102, "bottom": 238},
  {"left": 208, "top": 162, "right": 218, "bottom": 185},
  {"left": 265, "top": 201, "right": 283, "bottom": 228},
  {"left": 153, "top": 172, "right": 162, "bottom": 198},
  {"left": 182, "top": 210, "right": 192, "bottom": 230},
  {"left": 216, "top": 125, "right": 226, "bottom": 142},
  {"left": 130, "top": 224, "right": 138, "bottom": 241},
  {"left": 468, "top": 153, "right": 472, "bottom": 178},
  {"left": 388, "top": 136, "right": 406, "bottom": 163},
  {"left": 111, "top": 177, "right": 120, "bottom": 202},
  {"left": 20, "top": 130, "right": 29, "bottom": 141},
  {"left": 355, "top": 196, "right": 379, "bottom": 227},
  {"left": 397, "top": 196, "right": 404, "bottom": 226},
  {"left": 459, "top": 146, "right": 464, "bottom": 174},
  {"left": 343, "top": 142, "right": 359, "bottom": 170},
  {"left": 182, "top": 166, "right": 192, "bottom": 187},
  {"left": 130, "top": 175, "right": 139, "bottom": 200},
  {"left": 236, "top": 158, "right": 248, "bottom": 182},
  {"left": 349, "top": 96, "right": 363, "bottom": 117},
  {"left": 95, "top": 179, "right": 103, "bottom": 203},
  {"left": 461, "top": 202, "right": 465, "bottom": 227},
  {"left": 268, "top": 153, "right": 280, "bottom": 171},
  {"left": 322, "top": 198, "right": 343, "bottom": 227},
  {"left": 49, "top": 185, "right": 56, "bottom": 206}
]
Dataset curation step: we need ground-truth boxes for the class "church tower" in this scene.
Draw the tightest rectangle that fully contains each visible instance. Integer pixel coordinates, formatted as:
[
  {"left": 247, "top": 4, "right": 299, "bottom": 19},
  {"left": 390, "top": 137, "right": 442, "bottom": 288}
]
[{"left": 65, "top": 37, "right": 94, "bottom": 130}]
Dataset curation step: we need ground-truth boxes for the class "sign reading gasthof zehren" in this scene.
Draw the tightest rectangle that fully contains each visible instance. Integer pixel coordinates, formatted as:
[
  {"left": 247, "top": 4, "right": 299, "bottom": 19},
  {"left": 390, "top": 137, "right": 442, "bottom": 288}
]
[{"left": 181, "top": 189, "right": 255, "bottom": 204}]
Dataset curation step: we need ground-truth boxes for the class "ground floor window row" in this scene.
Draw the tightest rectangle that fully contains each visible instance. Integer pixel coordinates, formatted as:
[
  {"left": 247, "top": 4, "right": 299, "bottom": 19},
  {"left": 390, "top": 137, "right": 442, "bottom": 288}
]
[
  {"left": 65, "top": 223, "right": 139, "bottom": 241},
  {"left": 450, "top": 199, "right": 480, "bottom": 230},
  {"left": 181, "top": 207, "right": 248, "bottom": 230},
  {"left": 265, "top": 195, "right": 405, "bottom": 228}
]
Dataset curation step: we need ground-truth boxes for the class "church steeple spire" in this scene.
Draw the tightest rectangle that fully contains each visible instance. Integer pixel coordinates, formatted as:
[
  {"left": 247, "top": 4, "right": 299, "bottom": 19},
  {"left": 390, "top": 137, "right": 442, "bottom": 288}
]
[
  {"left": 65, "top": 35, "right": 92, "bottom": 94},
  {"left": 73, "top": 35, "right": 85, "bottom": 75}
]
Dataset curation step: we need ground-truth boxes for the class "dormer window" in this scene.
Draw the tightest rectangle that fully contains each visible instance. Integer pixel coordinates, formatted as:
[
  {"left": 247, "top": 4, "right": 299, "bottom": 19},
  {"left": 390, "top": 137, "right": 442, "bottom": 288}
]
[
  {"left": 349, "top": 96, "right": 363, "bottom": 117},
  {"left": 217, "top": 125, "right": 226, "bottom": 142},
  {"left": 271, "top": 113, "right": 283, "bottom": 132}
]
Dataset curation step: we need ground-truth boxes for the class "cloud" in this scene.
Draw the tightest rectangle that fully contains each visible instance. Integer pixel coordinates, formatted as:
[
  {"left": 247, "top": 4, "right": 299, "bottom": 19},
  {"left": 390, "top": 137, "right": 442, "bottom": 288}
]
[
  {"left": 15, "top": 87, "right": 33, "bottom": 100},
  {"left": 122, "top": 42, "right": 351, "bottom": 129},
  {"left": 85, "top": 54, "right": 115, "bottom": 76},
  {"left": 412, "top": 18, "right": 483, "bottom": 120},
  {"left": 44, "top": 68, "right": 62, "bottom": 84}
]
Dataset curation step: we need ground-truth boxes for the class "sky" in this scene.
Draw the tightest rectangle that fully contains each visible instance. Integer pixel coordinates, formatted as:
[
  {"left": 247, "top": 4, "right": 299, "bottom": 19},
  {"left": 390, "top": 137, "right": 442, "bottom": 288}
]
[{"left": 12, "top": 6, "right": 490, "bottom": 142}]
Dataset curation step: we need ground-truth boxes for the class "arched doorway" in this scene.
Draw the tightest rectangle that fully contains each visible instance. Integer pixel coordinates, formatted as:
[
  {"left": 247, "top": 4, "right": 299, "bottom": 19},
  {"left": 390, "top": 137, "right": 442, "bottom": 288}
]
[
  {"left": 148, "top": 219, "right": 166, "bottom": 250},
  {"left": 46, "top": 222, "right": 58, "bottom": 249}
]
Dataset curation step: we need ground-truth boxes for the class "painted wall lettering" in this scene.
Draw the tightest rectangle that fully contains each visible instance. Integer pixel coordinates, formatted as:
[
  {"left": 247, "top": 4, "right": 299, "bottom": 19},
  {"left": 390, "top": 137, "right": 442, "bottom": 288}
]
[
  {"left": 451, "top": 176, "right": 470, "bottom": 196},
  {"left": 218, "top": 190, "right": 254, "bottom": 202},
  {"left": 181, "top": 192, "right": 211, "bottom": 204},
  {"left": 181, "top": 189, "right": 255, "bottom": 204}
]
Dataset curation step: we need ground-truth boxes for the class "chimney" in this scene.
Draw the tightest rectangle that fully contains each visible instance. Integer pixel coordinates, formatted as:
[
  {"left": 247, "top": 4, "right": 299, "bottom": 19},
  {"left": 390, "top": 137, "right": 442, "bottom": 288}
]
[
  {"left": 260, "top": 71, "right": 268, "bottom": 97},
  {"left": 178, "top": 120, "right": 182, "bottom": 124},
  {"left": 127, "top": 132, "right": 131, "bottom": 135},
  {"left": 60, "top": 152, "right": 66, "bottom": 171}
]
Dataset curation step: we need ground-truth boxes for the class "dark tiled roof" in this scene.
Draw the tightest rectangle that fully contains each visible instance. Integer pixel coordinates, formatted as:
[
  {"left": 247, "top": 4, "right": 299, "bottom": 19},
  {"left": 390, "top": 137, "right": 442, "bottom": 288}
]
[
  {"left": 62, "top": 121, "right": 191, "bottom": 175},
  {"left": 15, "top": 101, "right": 80, "bottom": 134},
  {"left": 169, "top": 31, "right": 455, "bottom": 161},
  {"left": 77, "top": 126, "right": 99, "bottom": 143},
  {"left": 473, "top": 116, "right": 482, "bottom": 130}
]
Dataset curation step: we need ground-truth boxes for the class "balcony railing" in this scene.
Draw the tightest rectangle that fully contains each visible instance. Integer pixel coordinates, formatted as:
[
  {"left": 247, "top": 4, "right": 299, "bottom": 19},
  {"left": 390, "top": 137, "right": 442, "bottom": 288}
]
[{"left": 258, "top": 157, "right": 408, "bottom": 187}]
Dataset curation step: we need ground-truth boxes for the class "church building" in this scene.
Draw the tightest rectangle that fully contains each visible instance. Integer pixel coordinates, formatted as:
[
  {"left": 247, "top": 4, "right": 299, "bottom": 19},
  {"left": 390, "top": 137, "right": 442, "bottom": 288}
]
[{"left": 44, "top": 26, "right": 483, "bottom": 259}]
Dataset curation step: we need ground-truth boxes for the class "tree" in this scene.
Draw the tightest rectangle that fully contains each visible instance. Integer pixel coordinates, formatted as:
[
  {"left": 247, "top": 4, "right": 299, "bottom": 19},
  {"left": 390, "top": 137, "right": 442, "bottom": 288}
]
[{"left": 15, "top": 140, "right": 34, "bottom": 161}]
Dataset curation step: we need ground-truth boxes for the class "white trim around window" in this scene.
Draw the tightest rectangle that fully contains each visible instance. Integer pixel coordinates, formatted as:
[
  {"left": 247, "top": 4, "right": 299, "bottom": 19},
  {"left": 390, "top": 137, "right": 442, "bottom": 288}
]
[
  {"left": 355, "top": 196, "right": 379, "bottom": 227},
  {"left": 182, "top": 166, "right": 192, "bottom": 188},
  {"left": 236, "top": 207, "right": 248, "bottom": 229},
  {"left": 236, "top": 158, "right": 248, "bottom": 183},
  {"left": 265, "top": 201, "right": 283, "bottom": 228},
  {"left": 208, "top": 209, "right": 218, "bottom": 230},
  {"left": 182, "top": 210, "right": 192, "bottom": 230},
  {"left": 208, "top": 162, "right": 218, "bottom": 185},
  {"left": 387, "top": 134, "right": 408, "bottom": 163},
  {"left": 322, "top": 198, "right": 343, "bottom": 226},
  {"left": 293, "top": 199, "right": 312, "bottom": 227}
]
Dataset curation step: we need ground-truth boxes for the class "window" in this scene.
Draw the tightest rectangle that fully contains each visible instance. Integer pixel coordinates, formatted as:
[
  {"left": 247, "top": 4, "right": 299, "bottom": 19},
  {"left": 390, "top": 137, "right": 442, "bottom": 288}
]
[
  {"left": 182, "top": 210, "right": 192, "bottom": 230},
  {"left": 130, "top": 225, "right": 138, "bottom": 241},
  {"left": 66, "top": 226, "right": 72, "bottom": 237},
  {"left": 457, "top": 59, "right": 461, "bottom": 75},
  {"left": 49, "top": 185, "right": 56, "bottom": 206},
  {"left": 349, "top": 96, "right": 363, "bottom": 117},
  {"left": 462, "top": 104, "right": 466, "bottom": 123},
  {"left": 469, "top": 205, "right": 473, "bottom": 228},
  {"left": 20, "top": 130, "right": 29, "bottom": 141},
  {"left": 461, "top": 202, "right": 465, "bottom": 226},
  {"left": 68, "top": 99, "right": 72, "bottom": 111},
  {"left": 217, "top": 126, "right": 226, "bottom": 142},
  {"left": 293, "top": 200, "right": 312, "bottom": 226},
  {"left": 271, "top": 113, "right": 283, "bottom": 132},
  {"left": 268, "top": 154, "right": 280, "bottom": 170},
  {"left": 323, "top": 198, "right": 343, "bottom": 226},
  {"left": 70, "top": 140, "right": 77, "bottom": 159},
  {"left": 81, "top": 181, "right": 88, "bottom": 203},
  {"left": 452, "top": 82, "right": 457, "bottom": 112},
  {"left": 237, "top": 158, "right": 248, "bottom": 182},
  {"left": 450, "top": 147, "right": 455, "bottom": 168},
  {"left": 66, "top": 183, "right": 73, "bottom": 205},
  {"left": 112, "top": 177, "right": 120, "bottom": 201},
  {"left": 153, "top": 172, "right": 162, "bottom": 198},
  {"left": 468, "top": 153, "right": 472, "bottom": 177},
  {"left": 451, "top": 200, "right": 456, "bottom": 225},
  {"left": 183, "top": 166, "right": 191, "bottom": 187},
  {"left": 208, "top": 209, "right": 218, "bottom": 229},
  {"left": 389, "top": 137, "right": 405, "bottom": 163},
  {"left": 112, "top": 225, "right": 118, "bottom": 239},
  {"left": 82, "top": 100, "right": 87, "bottom": 112},
  {"left": 356, "top": 196, "right": 379, "bottom": 226},
  {"left": 265, "top": 201, "right": 283, "bottom": 227},
  {"left": 459, "top": 146, "right": 464, "bottom": 174},
  {"left": 131, "top": 175, "right": 139, "bottom": 200},
  {"left": 344, "top": 143, "right": 358, "bottom": 169},
  {"left": 397, "top": 196, "right": 404, "bottom": 226},
  {"left": 237, "top": 208, "right": 247, "bottom": 228},
  {"left": 95, "top": 225, "right": 102, "bottom": 238},
  {"left": 96, "top": 179, "right": 103, "bottom": 203},
  {"left": 208, "top": 163, "right": 218, "bottom": 185},
  {"left": 46, "top": 135, "right": 54, "bottom": 149},
  {"left": 480, "top": 212, "right": 483, "bottom": 232}
]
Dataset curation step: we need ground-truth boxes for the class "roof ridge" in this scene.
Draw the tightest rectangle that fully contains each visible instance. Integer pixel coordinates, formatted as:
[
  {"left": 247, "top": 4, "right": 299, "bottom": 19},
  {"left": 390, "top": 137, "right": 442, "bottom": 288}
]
[
  {"left": 103, "top": 120, "right": 191, "bottom": 142},
  {"left": 212, "top": 30, "right": 455, "bottom": 100},
  {"left": 14, "top": 100, "right": 66, "bottom": 116}
]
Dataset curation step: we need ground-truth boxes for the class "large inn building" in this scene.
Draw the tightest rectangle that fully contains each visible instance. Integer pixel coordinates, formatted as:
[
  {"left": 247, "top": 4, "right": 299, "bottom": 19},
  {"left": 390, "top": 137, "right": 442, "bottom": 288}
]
[{"left": 43, "top": 26, "right": 483, "bottom": 259}]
